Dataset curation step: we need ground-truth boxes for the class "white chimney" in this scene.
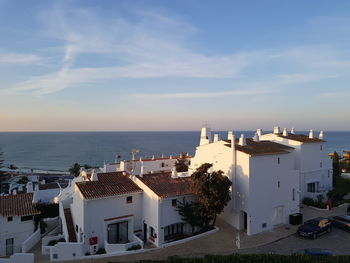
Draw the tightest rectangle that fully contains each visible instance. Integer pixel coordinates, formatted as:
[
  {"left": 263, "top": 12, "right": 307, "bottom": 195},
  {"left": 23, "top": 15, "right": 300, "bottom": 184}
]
[
  {"left": 34, "top": 183, "right": 39, "bottom": 191},
  {"left": 91, "top": 169, "right": 98, "bottom": 181},
  {"left": 253, "top": 133, "right": 260, "bottom": 142},
  {"left": 213, "top": 134, "right": 220, "bottom": 142},
  {"left": 140, "top": 164, "right": 144, "bottom": 178},
  {"left": 282, "top": 128, "right": 288, "bottom": 136},
  {"left": 161, "top": 154, "right": 164, "bottom": 158},
  {"left": 231, "top": 134, "right": 236, "bottom": 150},
  {"left": 12, "top": 189, "right": 17, "bottom": 195},
  {"left": 256, "top": 129, "right": 263, "bottom": 137},
  {"left": 171, "top": 167, "right": 178, "bottom": 179},
  {"left": 227, "top": 131, "right": 233, "bottom": 140},
  {"left": 319, "top": 131, "right": 324, "bottom": 140},
  {"left": 309, "top": 129, "right": 314, "bottom": 139},
  {"left": 199, "top": 127, "right": 212, "bottom": 146},
  {"left": 273, "top": 126, "right": 280, "bottom": 134},
  {"left": 26, "top": 182, "right": 33, "bottom": 193},
  {"left": 139, "top": 157, "right": 142, "bottom": 161},
  {"left": 152, "top": 155, "right": 155, "bottom": 160},
  {"left": 239, "top": 134, "right": 246, "bottom": 146},
  {"left": 291, "top": 127, "right": 296, "bottom": 134}
]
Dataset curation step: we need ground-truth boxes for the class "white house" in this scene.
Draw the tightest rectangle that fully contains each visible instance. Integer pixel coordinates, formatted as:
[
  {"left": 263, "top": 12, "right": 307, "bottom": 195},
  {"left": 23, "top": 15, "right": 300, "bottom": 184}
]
[
  {"left": 0, "top": 193, "right": 40, "bottom": 256},
  {"left": 190, "top": 127, "right": 300, "bottom": 235},
  {"left": 259, "top": 127, "right": 332, "bottom": 200},
  {"left": 132, "top": 170, "right": 194, "bottom": 247}
]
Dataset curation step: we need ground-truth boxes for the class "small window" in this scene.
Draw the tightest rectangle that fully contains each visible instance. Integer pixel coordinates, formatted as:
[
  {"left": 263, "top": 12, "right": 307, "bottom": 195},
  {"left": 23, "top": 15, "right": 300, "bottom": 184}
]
[
  {"left": 278, "top": 181, "right": 280, "bottom": 188},
  {"left": 277, "top": 157, "right": 280, "bottom": 164},
  {"left": 262, "top": 223, "right": 267, "bottom": 228},
  {"left": 126, "top": 196, "right": 133, "bottom": 203},
  {"left": 7, "top": 216, "right": 13, "bottom": 222},
  {"left": 292, "top": 188, "right": 295, "bottom": 201},
  {"left": 53, "top": 254, "right": 58, "bottom": 259},
  {"left": 161, "top": 162, "right": 165, "bottom": 168},
  {"left": 76, "top": 225, "right": 78, "bottom": 232},
  {"left": 172, "top": 199, "right": 177, "bottom": 207},
  {"left": 21, "top": 215, "right": 33, "bottom": 221},
  {"left": 320, "top": 162, "right": 322, "bottom": 168},
  {"left": 320, "top": 145, "right": 323, "bottom": 151}
]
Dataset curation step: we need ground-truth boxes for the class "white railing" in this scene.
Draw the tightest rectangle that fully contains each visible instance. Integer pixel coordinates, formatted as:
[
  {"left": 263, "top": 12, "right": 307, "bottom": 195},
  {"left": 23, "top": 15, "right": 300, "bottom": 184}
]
[
  {"left": 0, "top": 253, "right": 34, "bottom": 263},
  {"left": 104, "top": 234, "right": 143, "bottom": 254},
  {"left": 42, "top": 234, "right": 65, "bottom": 255},
  {"left": 22, "top": 228, "right": 41, "bottom": 253}
]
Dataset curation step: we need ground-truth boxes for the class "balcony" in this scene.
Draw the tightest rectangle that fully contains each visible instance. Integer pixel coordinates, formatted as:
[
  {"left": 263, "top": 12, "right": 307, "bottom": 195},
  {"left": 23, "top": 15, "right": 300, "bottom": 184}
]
[{"left": 104, "top": 234, "right": 143, "bottom": 254}]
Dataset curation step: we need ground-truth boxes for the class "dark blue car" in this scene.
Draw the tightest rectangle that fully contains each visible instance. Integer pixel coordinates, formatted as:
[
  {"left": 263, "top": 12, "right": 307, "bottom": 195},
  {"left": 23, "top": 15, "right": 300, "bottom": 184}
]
[
  {"left": 297, "top": 217, "right": 332, "bottom": 239},
  {"left": 294, "top": 248, "right": 333, "bottom": 256}
]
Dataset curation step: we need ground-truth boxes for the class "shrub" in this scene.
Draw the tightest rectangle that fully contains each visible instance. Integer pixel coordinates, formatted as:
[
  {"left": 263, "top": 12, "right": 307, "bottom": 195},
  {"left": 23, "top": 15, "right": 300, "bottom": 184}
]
[
  {"left": 302, "top": 197, "right": 315, "bottom": 206},
  {"left": 96, "top": 248, "right": 106, "bottom": 254},
  {"left": 127, "top": 244, "right": 142, "bottom": 251},
  {"left": 57, "top": 238, "right": 66, "bottom": 243},
  {"left": 48, "top": 240, "right": 58, "bottom": 246}
]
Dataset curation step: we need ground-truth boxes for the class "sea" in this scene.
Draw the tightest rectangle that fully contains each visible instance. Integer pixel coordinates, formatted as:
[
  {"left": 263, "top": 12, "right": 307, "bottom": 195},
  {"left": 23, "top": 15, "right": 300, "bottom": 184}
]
[{"left": 0, "top": 131, "right": 349, "bottom": 172}]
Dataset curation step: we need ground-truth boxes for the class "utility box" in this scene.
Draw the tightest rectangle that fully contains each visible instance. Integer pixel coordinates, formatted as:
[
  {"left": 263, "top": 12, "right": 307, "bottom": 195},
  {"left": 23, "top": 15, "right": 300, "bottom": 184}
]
[{"left": 289, "top": 213, "right": 303, "bottom": 225}]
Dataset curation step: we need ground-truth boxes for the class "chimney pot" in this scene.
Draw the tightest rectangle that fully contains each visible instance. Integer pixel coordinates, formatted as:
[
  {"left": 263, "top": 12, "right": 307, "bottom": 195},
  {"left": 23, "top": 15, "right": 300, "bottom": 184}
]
[
  {"left": 282, "top": 128, "right": 288, "bottom": 136},
  {"left": 256, "top": 129, "right": 263, "bottom": 137},
  {"left": 319, "top": 131, "right": 324, "bottom": 140},
  {"left": 253, "top": 133, "right": 260, "bottom": 142},
  {"left": 213, "top": 134, "right": 220, "bottom": 142},
  {"left": 309, "top": 129, "right": 314, "bottom": 139},
  {"left": 239, "top": 134, "right": 246, "bottom": 146},
  {"left": 291, "top": 127, "right": 296, "bottom": 134},
  {"left": 273, "top": 126, "right": 280, "bottom": 134}
]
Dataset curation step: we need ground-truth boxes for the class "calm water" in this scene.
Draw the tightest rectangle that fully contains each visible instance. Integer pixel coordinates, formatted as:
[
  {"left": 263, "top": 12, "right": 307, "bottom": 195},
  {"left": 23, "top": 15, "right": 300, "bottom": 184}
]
[{"left": 0, "top": 131, "right": 349, "bottom": 171}]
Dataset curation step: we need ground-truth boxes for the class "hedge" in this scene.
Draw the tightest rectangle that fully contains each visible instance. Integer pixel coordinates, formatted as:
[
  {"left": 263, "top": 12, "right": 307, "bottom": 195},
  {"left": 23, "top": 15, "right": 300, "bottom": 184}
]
[{"left": 135, "top": 254, "right": 350, "bottom": 263}]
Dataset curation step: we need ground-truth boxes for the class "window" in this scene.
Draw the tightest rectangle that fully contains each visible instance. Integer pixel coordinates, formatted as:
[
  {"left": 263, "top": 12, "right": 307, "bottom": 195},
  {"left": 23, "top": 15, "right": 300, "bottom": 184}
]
[
  {"left": 164, "top": 223, "right": 184, "bottom": 241},
  {"left": 262, "top": 223, "right": 267, "bottom": 228},
  {"left": 320, "top": 162, "right": 323, "bottom": 168},
  {"left": 161, "top": 162, "right": 165, "bottom": 168},
  {"left": 126, "top": 196, "right": 133, "bottom": 203},
  {"left": 75, "top": 225, "right": 78, "bottom": 233},
  {"left": 150, "top": 226, "right": 155, "bottom": 237},
  {"left": 278, "top": 181, "right": 280, "bottom": 188},
  {"left": 277, "top": 157, "right": 280, "bottom": 164},
  {"left": 320, "top": 145, "right": 323, "bottom": 151},
  {"left": 292, "top": 188, "right": 295, "bottom": 201},
  {"left": 108, "top": 221, "right": 128, "bottom": 244},
  {"left": 7, "top": 217, "right": 13, "bottom": 222},
  {"left": 307, "top": 182, "right": 319, "bottom": 193},
  {"left": 20, "top": 215, "right": 33, "bottom": 222},
  {"left": 172, "top": 199, "right": 177, "bottom": 207}
]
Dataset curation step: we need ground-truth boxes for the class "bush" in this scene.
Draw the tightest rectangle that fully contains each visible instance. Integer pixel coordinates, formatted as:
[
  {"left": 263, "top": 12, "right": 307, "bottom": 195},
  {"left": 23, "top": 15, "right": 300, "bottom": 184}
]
[
  {"left": 57, "top": 238, "right": 66, "bottom": 242},
  {"left": 96, "top": 248, "right": 106, "bottom": 254},
  {"left": 137, "top": 253, "right": 350, "bottom": 263},
  {"left": 302, "top": 197, "right": 315, "bottom": 206},
  {"left": 127, "top": 244, "right": 142, "bottom": 251},
  {"left": 48, "top": 240, "right": 58, "bottom": 246},
  {"left": 328, "top": 176, "right": 350, "bottom": 204}
]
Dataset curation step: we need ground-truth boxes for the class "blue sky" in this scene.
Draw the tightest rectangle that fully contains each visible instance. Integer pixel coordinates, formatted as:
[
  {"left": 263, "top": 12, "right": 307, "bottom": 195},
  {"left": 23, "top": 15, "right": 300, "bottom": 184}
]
[{"left": 0, "top": 0, "right": 350, "bottom": 131}]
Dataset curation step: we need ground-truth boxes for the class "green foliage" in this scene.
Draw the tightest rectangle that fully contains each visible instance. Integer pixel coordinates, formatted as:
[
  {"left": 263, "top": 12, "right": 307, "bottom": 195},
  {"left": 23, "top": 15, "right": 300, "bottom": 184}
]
[
  {"left": 175, "top": 158, "right": 189, "bottom": 172},
  {"left": 17, "top": 176, "right": 29, "bottom": 184},
  {"left": 138, "top": 254, "right": 350, "bottom": 263},
  {"left": 48, "top": 238, "right": 66, "bottom": 246},
  {"left": 127, "top": 244, "right": 141, "bottom": 251},
  {"left": 96, "top": 248, "right": 106, "bottom": 254},
  {"left": 177, "top": 199, "right": 204, "bottom": 232},
  {"left": 327, "top": 176, "right": 350, "bottom": 205},
  {"left": 191, "top": 163, "right": 232, "bottom": 227},
  {"left": 302, "top": 197, "right": 327, "bottom": 209},
  {"left": 69, "top": 163, "right": 81, "bottom": 177},
  {"left": 332, "top": 151, "right": 340, "bottom": 178}
]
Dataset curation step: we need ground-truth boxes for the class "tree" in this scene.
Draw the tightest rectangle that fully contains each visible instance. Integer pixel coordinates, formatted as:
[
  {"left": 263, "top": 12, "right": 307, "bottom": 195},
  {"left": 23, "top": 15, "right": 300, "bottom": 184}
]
[
  {"left": 191, "top": 163, "right": 232, "bottom": 227},
  {"left": 17, "top": 176, "right": 29, "bottom": 184},
  {"left": 0, "top": 149, "right": 7, "bottom": 193},
  {"left": 175, "top": 158, "right": 189, "bottom": 172},
  {"left": 332, "top": 151, "right": 340, "bottom": 180},
  {"left": 177, "top": 198, "right": 204, "bottom": 233},
  {"left": 69, "top": 163, "right": 81, "bottom": 177}
]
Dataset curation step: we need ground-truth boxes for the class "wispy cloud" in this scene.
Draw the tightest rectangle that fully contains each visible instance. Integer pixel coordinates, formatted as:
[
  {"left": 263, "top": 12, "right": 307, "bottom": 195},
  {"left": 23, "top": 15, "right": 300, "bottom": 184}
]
[{"left": 0, "top": 53, "right": 44, "bottom": 64}]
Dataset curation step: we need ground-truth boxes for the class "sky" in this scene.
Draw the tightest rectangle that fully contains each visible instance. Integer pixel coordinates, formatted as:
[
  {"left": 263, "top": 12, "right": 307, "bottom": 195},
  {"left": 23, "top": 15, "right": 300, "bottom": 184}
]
[{"left": 0, "top": 0, "right": 350, "bottom": 131}]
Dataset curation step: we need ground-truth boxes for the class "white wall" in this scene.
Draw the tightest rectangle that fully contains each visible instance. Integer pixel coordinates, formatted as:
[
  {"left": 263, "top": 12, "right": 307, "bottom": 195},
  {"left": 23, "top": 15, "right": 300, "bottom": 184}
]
[{"left": 0, "top": 215, "right": 36, "bottom": 256}]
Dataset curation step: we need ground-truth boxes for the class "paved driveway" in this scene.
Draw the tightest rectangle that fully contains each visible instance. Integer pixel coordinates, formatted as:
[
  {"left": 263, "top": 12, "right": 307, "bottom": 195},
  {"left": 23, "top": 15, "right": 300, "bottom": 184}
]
[{"left": 34, "top": 204, "right": 350, "bottom": 263}]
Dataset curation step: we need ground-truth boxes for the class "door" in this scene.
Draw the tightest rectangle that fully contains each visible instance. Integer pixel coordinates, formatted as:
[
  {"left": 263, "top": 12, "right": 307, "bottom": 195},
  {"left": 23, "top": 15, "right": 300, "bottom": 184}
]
[
  {"left": 6, "top": 238, "right": 14, "bottom": 256},
  {"left": 143, "top": 223, "right": 147, "bottom": 242},
  {"left": 273, "top": 206, "right": 284, "bottom": 226},
  {"left": 242, "top": 211, "right": 247, "bottom": 230},
  {"left": 107, "top": 221, "right": 128, "bottom": 244}
]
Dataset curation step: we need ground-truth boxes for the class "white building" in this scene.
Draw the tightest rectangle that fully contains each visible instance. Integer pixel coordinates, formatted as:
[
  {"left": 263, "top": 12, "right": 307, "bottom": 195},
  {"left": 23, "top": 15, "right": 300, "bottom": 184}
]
[
  {"left": 259, "top": 127, "right": 332, "bottom": 200},
  {"left": 0, "top": 193, "right": 40, "bottom": 256},
  {"left": 190, "top": 128, "right": 300, "bottom": 235}
]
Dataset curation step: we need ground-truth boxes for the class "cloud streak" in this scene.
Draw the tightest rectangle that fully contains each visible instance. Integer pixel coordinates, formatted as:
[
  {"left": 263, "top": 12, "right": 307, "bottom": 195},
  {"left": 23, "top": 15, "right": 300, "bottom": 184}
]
[{"left": 0, "top": 53, "right": 44, "bottom": 65}]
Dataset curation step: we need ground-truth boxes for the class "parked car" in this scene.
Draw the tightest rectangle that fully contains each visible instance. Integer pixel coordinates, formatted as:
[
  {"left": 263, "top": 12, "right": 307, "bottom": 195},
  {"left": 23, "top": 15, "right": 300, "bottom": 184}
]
[
  {"left": 294, "top": 248, "right": 333, "bottom": 256},
  {"left": 297, "top": 217, "right": 332, "bottom": 239},
  {"left": 328, "top": 215, "right": 350, "bottom": 232}
]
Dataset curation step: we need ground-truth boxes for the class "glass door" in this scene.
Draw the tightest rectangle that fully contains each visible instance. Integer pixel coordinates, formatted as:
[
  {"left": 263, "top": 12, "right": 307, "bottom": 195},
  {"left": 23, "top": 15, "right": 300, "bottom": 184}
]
[{"left": 6, "top": 238, "right": 14, "bottom": 256}]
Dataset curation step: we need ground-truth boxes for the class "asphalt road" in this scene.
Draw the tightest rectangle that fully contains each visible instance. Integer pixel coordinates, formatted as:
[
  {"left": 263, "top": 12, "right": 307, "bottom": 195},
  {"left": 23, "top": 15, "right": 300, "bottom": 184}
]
[{"left": 240, "top": 227, "right": 350, "bottom": 255}]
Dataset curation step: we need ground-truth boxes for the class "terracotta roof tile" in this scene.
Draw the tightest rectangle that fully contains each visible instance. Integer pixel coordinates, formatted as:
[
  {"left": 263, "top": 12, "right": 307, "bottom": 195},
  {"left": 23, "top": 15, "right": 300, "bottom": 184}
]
[
  {"left": 224, "top": 138, "right": 294, "bottom": 156},
  {"left": 0, "top": 193, "right": 40, "bottom": 217},
  {"left": 277, "top": 133, "right": 325, "bottom": 143},
  {"left": 76, "top": 172, "right": 142, "bottom": 200},
  {"left": 137, "top": 172, "right": 193, "bottom": 198}
]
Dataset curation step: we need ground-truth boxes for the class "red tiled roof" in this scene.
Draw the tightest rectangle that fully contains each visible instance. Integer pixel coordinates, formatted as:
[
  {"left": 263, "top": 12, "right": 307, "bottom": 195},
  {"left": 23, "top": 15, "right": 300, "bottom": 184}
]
[
  {"left": 277, "top": 133, "right": 325, "bottom": 143},
  {"left": 107, "top": 155, "right": 193, "bottom": 165},
  {"left": 137, "top": 172, "right": 193, "bottom": 198},
  {"left": 0, "top": 193, "right": 40, "bottom": 217},
  {"left": 224, "top": 138, "right": 293, "bottom": 156},
  {"left": 76, "top": 172, "right": 142, "bottom": 200},
  {"left": 39, "top": 183, "right": 60, "bottom": 190}
]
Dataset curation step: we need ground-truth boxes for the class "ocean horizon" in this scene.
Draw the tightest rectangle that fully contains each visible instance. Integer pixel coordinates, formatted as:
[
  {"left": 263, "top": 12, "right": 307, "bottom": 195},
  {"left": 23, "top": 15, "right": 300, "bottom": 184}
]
[{"left": 0, "top": 131, "right": 349, "bottom": 172}]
